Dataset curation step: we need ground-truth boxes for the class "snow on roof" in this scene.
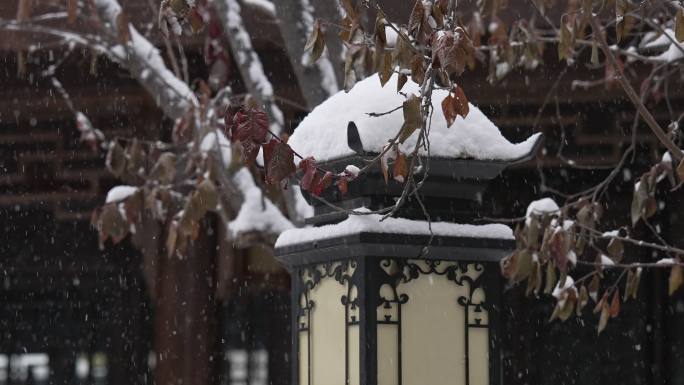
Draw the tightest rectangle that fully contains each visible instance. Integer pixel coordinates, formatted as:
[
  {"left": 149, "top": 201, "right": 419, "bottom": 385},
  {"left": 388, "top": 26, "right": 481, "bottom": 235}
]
[
  {"left": 105, "top": 185, "right": 138, "bottom": 203},
  {"left": 243, "top": 0, "right": 275, "bottom": 14},
  {"left": 228, "top": 168, "right": 294, "bottom": 237},
  {"left": 200, "top": 129, "right": 232, "bottom": 167},
  {"left": 275, "top": 209, "right": 513, "bottom": 248},
  {"left": 291, "top": 185, "right": 314, "bottom": 222},
  {"left": 649, "top": 28, "right": 684, "bottom": 63},
  {"left": 641, "top": 30, "right": 671, "bottom": 49},
  {"left": 287, "top": 73, "right": 541, "bottom": 164}
]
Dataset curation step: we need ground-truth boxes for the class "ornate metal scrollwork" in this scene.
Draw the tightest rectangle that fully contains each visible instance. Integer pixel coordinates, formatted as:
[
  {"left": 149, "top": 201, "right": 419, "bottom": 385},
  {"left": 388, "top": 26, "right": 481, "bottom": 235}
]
[{"left": 376, "top": 258, "right": 490, "bottom": 385}]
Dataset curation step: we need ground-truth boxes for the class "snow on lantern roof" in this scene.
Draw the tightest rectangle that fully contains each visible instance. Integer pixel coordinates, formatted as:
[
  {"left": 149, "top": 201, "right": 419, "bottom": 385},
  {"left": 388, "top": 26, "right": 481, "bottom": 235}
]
[
  {"left": 287, "top": 73, "right": 541, "bottom": 164},
  {"left": 275, "top": 208, "right": 513, "bottom": 248}
]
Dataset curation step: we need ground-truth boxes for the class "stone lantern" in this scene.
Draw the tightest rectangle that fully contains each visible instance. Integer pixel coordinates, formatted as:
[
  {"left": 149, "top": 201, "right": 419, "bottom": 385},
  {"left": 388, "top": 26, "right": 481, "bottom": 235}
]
[{"left": 276, "top": 74, "right": 541, "bottom": 385}]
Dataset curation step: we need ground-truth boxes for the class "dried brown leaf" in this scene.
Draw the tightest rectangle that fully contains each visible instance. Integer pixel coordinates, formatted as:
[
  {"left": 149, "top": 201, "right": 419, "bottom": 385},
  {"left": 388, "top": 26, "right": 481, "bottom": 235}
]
[
  {"left": 339, "top": 0, "right": 357, "bottom": 21},
  {"left": 408, "top": 0, "right": 426, "bottom": 38},
  {"left": 431, "top": 28, "right": 475, "bottom": 79},
  {"left": 622, "top": 270, "right": 636, "bottom": 301},
  {"left": 609, "top": 290, "right": 620, "bottom": 318},
  {"left": 397, "top": 73, "right": 408, "bottom": 92},
  {"left": 631, "top": 175, "right": 651, "bottom": 226},
  {"left": 590, "top": 40, "right": 599, "bottom": 65},
  {"left": 411, "top": 54, "right": 425, "bottom": 85},
  {"left": 99, "top": 203, "right": 128, "bottom": 245},
  {"left": 676, "top": 158, "right": 684, "bottom": 182},
  {"left": 68, "top": 0, "right": 77, "bottom": 24},
  {"left": 577, "top": 285, "right": 589, "bottom": 315},
  {"left": 196, "top": 179, "right": 218, "bottom": 211},
  {"left": 558, "top": 20, "right": 572, "bottom": 61},
  {"left": 597, "top": 301, "right": 610, "bottom": 334},
  {"left": 116, "top": 12, "right": 131, "bottom": 44},
  {"left": 669, "top": 264, "right": 683, "bottom": 295},
  {"left": 377, "top": 52, "right": 393, "bottom": 87},
  {"left": 615, "top": 0, "right": 635, "bottom": 43},
  {"left": 188, "top": 8, "right": 204, "bottom": 34},
  {"left": 607, "top": 238, "right": 624, "bottom": 263},
  {"left": 374, "top": 10, "right": 387, "bottom": 52},
  {"left": 343, "top": 51, "right": 358, "bottom": 92},
  {"left": 380, "top": 144, "right": 395, "bottom": 184},
  {"left": 453, "top": 86, "right": 469, "bottom": 119},
  {"left": 398, "top": 94, "right": 422, "bottom": 143},
  {"left": 593, "top": 292, "right": 608, "bottom": 314},
  {"left": 123, "top": 189, "right": 142, "bottom": 224},
  {"left": 514, "top": 249, "right": 534, "bottom": 282},
  {"left": 557, "top": 297, "right": 576, "bottom": 322},
  {"left": 170, "top": 0, "right": 187, "bottom": 13},
  {"left": 676, "top": 9, "right": 684, "bottom": 43},
  {"left": 150, "top": 153, "right": 177, "bottom": 185},
  {"left": 126, "top": 139, "right": 145, "bottom": 177},
  {"left": 631, "top": 268, "right": 642, "bottom": 300},
  {"left": 166, "top": 221, "right": 178, "bottom": 258},
  {"left": 544, "top": 262, "right": 557, "bottom": 294},
  {"left": 441, "top": 86, "right": 469, "bottom": 127},
  {"left": 106, "top": 141, "right": 126, "bottom": 177},
  {"left": 588, "top": 275, "right": 600, "bottom": 302},
  {"left": 526, "top": 261, "right": 541, "bottom": 296},
  {"left": 393, "top": 28, "right": 414, "bottom": 69},
  {"left": 393, "top": 152, "right": 409, "bottom": 183},
  {"left": 305, "top": 19, "right": 326, "bottom": 64}
]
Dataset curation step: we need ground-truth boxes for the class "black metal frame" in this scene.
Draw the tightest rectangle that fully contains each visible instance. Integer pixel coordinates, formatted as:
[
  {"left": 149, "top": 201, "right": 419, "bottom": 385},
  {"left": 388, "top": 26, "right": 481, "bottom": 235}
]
[{"left": 279, "top": 232, "right": 512, "bottom": 385}]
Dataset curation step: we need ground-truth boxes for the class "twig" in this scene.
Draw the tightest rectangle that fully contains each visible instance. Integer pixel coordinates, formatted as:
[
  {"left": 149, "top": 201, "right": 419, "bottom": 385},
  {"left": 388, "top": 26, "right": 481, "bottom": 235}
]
[
  {"left": 589, "top": 16, "right": 684, "bottom": 162},
  {"left": 366, "top": 105, "right": 402, "bottom": 117}
]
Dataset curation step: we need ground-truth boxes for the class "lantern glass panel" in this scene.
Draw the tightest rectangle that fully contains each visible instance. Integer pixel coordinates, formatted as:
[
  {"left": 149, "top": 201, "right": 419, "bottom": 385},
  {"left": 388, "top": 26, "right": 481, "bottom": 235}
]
[
  {"left": 377, "top": 259, "right": 489, "bottom": 385},
  {"left": 297, "top": 261, "right": 359, "bottom": 385}
]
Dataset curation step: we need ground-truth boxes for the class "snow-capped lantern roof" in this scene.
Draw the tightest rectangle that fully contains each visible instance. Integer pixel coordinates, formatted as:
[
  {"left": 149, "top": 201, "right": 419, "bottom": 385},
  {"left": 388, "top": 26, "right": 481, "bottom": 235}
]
[
  {"left": 288, "top": 73, "right": 541, "bottom": 164},
  {"left": 287, "top": 73, "right": 542, "bottom": 226}
]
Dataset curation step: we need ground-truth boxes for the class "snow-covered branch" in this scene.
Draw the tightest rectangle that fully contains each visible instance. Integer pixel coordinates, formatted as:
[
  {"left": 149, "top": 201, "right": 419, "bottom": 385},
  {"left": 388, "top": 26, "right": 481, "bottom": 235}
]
[
  {"left": 92, "top": 0, "right": 197, "bottom": 120},
  {"left": 274, "top": 0, "right": 339, "bottom": 108},
  {"left": 212, "top": 0, "right": 284, "bottom": 134}
]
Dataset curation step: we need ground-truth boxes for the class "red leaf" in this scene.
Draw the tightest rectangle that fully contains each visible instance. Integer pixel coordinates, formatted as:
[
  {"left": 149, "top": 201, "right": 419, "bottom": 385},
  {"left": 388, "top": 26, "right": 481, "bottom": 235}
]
[
  {"left": 336, "top": 174, "right": 349, "bottom": 195},
  {"left": 232, "top": 106, "right": 269, "bottom": 165},
  {"left": 263, "top": 139, "right": 295, "bottom": 185},
  {"left": 223, "top": 104, "right": 241, "bottom": 138},
  {"left": 299, "top": 157, "right": 317, "bottom": 192},
  {"left": 313, "top": 171, "right": 333, "bottom": 196}
]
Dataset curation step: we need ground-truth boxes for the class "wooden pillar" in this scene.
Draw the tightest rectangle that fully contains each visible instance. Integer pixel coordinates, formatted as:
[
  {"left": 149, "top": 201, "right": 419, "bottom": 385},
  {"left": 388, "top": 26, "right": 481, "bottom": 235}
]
[{"left": 151, "top": 215, "right": 220, "bottom": 385}]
